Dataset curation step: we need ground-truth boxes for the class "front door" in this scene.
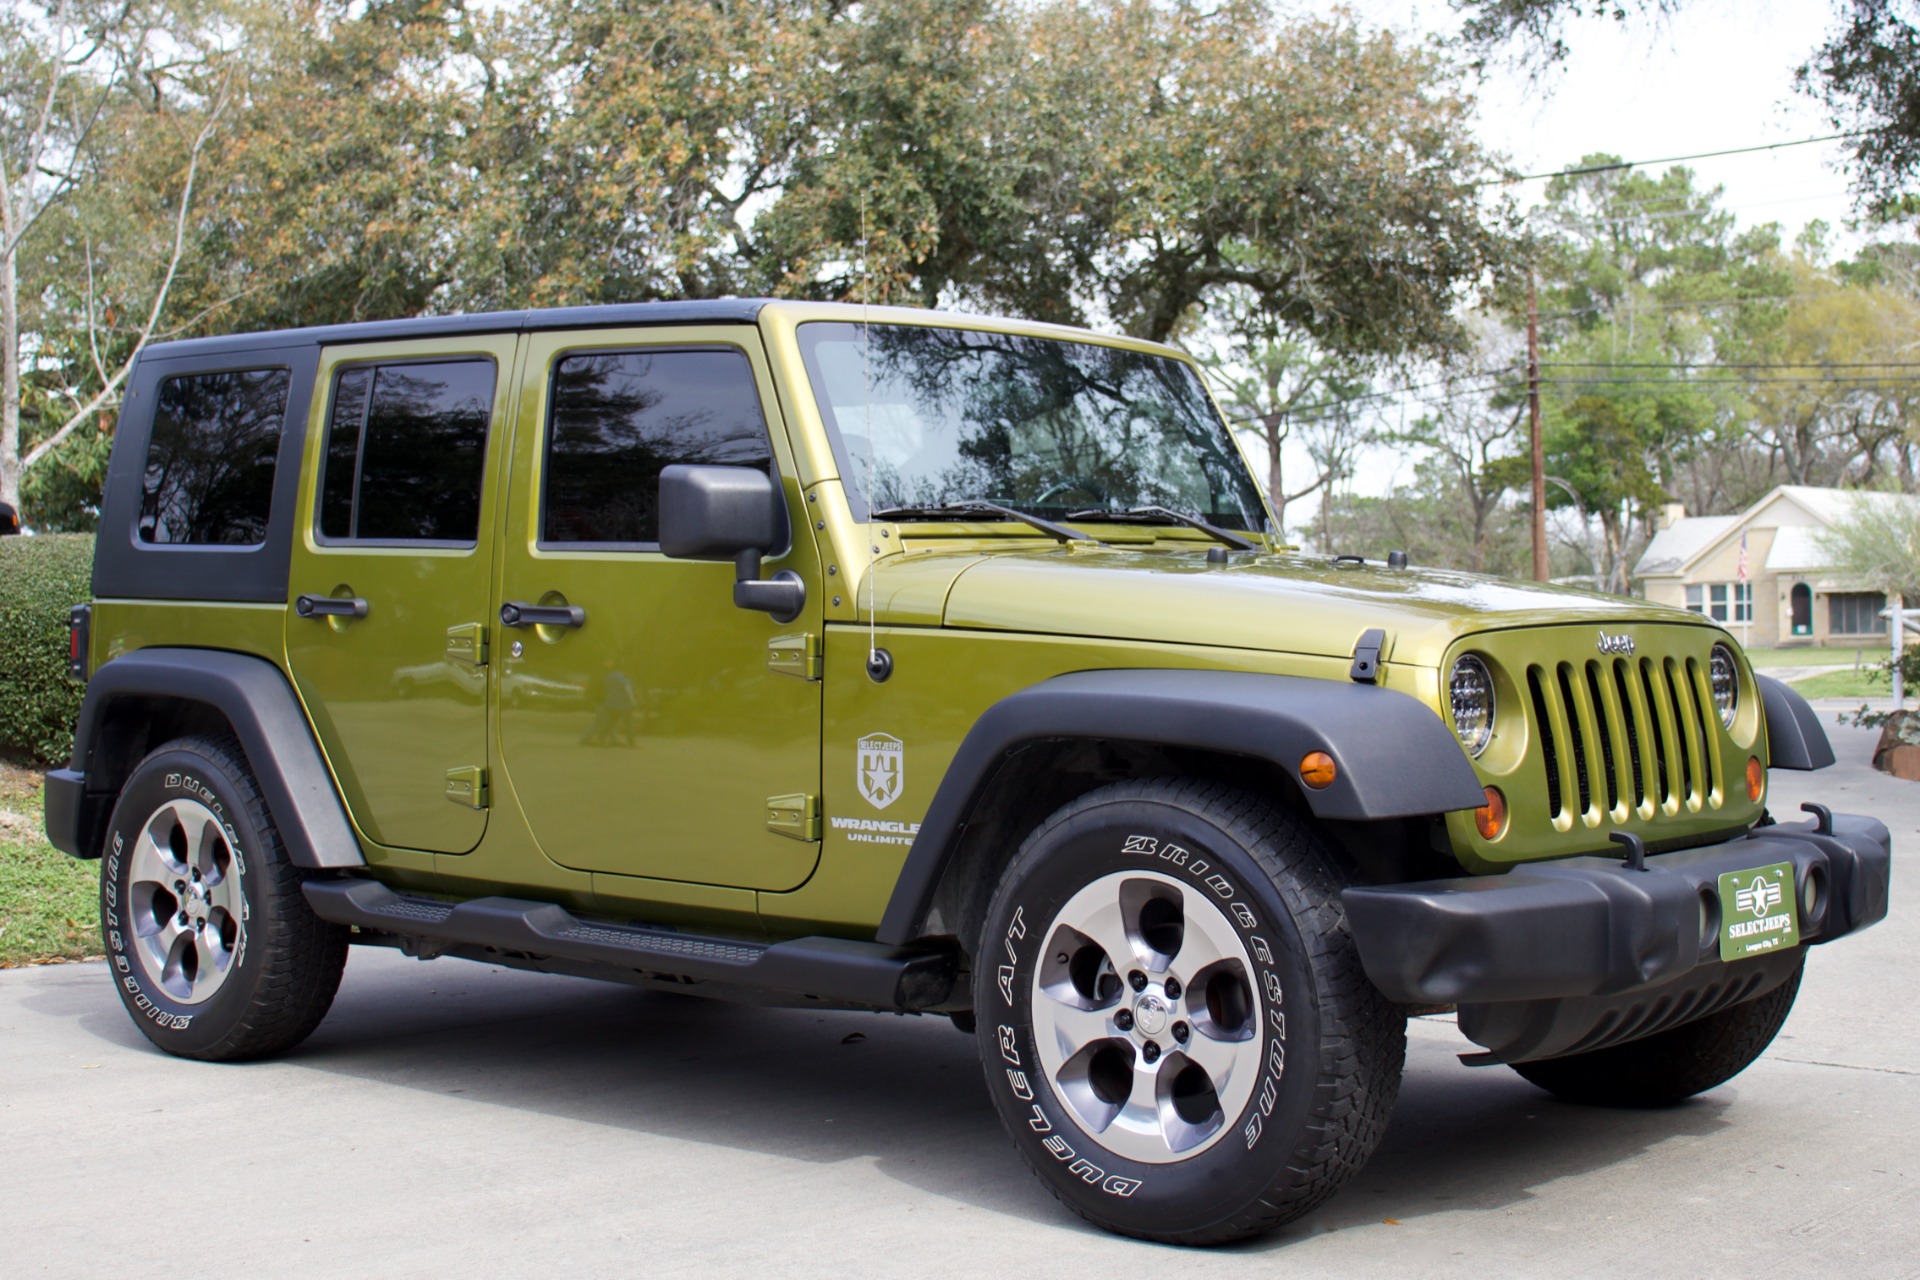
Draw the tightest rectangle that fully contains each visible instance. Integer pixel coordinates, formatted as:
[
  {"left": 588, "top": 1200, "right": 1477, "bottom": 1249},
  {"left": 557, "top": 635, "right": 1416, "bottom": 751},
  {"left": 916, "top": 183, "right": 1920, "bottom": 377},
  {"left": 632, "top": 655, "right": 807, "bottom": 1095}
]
[
  {"left": 496, "top": 327, "right": 823, "bottom": 891},
  {"left": 285, "top": 336, "right": 518, "bottom": 854}
]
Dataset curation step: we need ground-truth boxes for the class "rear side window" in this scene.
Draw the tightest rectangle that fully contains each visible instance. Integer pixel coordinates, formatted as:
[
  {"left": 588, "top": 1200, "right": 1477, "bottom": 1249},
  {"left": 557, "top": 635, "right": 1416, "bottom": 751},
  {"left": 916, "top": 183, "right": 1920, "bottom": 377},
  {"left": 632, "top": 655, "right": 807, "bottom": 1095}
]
[
  {"left": 542, "top": 348, "right": 772, "bottom": 545},
  {"left": 320, "top": 359, "right": 495, "bottom": 543},
  {"left": 139, "top": 368, "right": 291, "bottom": 545}
]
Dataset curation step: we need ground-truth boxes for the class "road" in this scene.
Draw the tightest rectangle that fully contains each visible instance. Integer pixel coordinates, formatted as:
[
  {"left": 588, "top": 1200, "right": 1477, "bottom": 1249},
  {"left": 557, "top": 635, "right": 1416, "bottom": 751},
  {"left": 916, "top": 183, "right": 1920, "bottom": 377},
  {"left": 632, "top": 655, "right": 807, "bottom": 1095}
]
[{"left": 2, "top": 720, "right": 1913, "bottom": 1278}]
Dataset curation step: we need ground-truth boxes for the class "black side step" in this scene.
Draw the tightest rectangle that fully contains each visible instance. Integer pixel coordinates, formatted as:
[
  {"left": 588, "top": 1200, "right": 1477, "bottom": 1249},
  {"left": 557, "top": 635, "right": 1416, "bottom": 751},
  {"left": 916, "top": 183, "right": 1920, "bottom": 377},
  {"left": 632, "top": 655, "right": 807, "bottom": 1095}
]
[{"left": 303, "top": 879, "right": 958, "bottom": 1011}]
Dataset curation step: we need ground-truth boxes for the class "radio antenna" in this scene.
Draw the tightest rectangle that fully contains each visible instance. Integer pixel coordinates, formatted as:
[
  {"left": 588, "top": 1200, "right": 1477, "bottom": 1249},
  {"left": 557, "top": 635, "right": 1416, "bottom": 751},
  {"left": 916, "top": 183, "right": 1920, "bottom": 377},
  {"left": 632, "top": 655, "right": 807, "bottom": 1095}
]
[{"left": 862, "top": 191, "right": 878, "bottom": 673}]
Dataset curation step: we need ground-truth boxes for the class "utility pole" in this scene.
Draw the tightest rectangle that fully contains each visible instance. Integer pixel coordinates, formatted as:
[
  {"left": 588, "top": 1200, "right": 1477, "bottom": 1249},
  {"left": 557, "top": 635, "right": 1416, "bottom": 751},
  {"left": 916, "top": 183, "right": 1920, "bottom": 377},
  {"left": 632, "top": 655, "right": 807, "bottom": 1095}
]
[{"left": 1528, "top": 268, "right": 1547, "bottom": 582}]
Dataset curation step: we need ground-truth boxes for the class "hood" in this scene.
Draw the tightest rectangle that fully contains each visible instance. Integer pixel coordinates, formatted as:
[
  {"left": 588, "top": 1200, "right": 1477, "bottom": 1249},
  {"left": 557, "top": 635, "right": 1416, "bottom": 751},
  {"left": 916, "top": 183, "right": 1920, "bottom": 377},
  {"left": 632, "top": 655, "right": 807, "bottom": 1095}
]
[{"left": 875, "top": 544, "right": 1717, "bottom": 668}]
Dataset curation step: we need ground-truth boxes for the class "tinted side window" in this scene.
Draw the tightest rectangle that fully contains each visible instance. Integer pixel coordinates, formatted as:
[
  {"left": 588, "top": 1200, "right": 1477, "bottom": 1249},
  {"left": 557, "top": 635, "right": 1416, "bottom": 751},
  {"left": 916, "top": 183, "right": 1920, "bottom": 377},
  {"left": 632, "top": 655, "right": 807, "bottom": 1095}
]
[
  {"left": 543, "top": 348, "right": 771, "bottom": 545},
  {"left": 320, "top": 359, "right": 494, "bottom": 543},
  {"left": 139, "top": 368, "right": 291, "bottom": 545}
]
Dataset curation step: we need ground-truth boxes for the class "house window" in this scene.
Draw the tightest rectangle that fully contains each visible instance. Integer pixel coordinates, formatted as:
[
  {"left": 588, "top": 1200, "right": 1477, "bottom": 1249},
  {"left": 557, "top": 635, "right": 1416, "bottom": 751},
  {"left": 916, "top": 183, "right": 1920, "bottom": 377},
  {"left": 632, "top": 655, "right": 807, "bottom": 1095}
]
[
  {"left": 1684, "top": 582, "right": 1751, "bottom": 623},
  {"left": 1829, "top": 592, "right": 1889, "bottom": 636}
]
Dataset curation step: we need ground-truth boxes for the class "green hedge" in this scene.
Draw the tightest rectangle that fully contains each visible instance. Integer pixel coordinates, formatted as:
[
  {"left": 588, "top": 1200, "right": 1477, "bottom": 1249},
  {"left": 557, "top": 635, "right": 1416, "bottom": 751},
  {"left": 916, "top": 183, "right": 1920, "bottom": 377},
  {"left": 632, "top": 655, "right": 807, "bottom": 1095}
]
[{"left": 0, "top": 534, "right": 94, "bottom": 764}]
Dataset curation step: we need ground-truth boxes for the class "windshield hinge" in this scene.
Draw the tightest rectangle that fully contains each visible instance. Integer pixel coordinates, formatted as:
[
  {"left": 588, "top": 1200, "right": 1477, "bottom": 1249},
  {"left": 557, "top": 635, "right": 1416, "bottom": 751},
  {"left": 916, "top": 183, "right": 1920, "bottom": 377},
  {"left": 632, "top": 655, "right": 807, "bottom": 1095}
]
[{"left": 1349, "top": 628, "right": 1386, "bottom": 684}]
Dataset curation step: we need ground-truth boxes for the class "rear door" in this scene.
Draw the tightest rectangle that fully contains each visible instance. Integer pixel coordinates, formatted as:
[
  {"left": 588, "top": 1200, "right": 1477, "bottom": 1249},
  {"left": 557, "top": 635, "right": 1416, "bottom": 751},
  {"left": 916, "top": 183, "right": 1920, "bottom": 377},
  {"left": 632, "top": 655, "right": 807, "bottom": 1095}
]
[
  {"left": 495, "top": 326, "right": 823, "bottom": 891},
  {"left": 285, "top": 336, "right": 519, "bottom": 854}
]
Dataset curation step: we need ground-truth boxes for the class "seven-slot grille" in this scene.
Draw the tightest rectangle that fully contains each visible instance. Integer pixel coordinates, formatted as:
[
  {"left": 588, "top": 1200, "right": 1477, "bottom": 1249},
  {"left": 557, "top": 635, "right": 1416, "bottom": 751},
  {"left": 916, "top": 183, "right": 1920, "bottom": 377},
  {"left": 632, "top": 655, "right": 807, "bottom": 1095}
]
[{"left": 1524, "top": 655, "right": 1722, "bottom": 827}]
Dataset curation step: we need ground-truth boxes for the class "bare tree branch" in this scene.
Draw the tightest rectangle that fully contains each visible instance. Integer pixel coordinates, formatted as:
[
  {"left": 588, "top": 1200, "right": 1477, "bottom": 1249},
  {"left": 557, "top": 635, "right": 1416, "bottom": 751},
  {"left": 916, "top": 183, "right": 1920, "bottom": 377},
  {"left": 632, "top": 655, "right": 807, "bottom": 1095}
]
[{"left": 20, "top": 67, "right": 232, "bottom": 473}]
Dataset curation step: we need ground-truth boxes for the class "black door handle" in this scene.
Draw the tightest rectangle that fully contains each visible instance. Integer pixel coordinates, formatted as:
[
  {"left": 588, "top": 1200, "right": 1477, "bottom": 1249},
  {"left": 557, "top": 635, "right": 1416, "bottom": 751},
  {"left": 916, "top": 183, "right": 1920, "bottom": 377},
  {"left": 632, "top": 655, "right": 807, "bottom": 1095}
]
[
  {"left": 500, "top": 601, "right": 586, "bottom": 629},
  {"left": 296, "top": 594, "right": 369, "bottom": 619}
]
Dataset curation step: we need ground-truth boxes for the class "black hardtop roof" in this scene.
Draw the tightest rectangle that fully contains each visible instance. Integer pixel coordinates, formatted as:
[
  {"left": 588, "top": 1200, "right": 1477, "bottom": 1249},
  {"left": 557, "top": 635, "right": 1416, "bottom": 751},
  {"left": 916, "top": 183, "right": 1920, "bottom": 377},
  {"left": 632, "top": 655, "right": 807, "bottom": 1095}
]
[{"left": 137, "top": 298, "right": 771, "bottom": 362}]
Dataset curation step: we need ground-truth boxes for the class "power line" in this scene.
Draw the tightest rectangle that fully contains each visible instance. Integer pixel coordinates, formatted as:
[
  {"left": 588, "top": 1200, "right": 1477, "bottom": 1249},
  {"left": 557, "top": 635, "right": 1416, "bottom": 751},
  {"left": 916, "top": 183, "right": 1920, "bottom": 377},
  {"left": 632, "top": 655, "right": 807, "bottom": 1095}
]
[
  {"left": 1481, "top": 131, "right": 1879, "bottom": 188},
  {"left": 1543, "top": 374, "right": 1920, "bottom": 386},
  {"left": 1216, "top": 371, "right": 1519, "bottom": 428},
  {"left": 1535, "top": 290, "right": 1854, "bottom": 321},
  {"left": 1546, "top": 360, "right": 1920, "bottom": 370}
]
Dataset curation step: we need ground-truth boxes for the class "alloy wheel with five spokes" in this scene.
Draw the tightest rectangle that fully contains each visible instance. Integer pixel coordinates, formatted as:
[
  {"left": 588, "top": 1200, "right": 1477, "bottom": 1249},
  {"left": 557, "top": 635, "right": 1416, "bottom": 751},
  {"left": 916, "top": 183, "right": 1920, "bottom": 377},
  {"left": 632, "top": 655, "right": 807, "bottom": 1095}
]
[
  {"left": 1031, "top": 870, "right": 1261, "bottom": 1163},
  {"left": 126, "top": 798, "right": 246, "bottom": 1005}
]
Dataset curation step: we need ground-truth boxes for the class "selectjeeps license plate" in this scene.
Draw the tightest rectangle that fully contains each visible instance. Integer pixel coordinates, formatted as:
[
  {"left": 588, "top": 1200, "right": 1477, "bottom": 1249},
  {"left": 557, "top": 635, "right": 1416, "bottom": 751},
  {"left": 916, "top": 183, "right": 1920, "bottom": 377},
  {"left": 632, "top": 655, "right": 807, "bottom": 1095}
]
[{"left": 1718, "top": 862, "right": 1801, "bottom": 962}]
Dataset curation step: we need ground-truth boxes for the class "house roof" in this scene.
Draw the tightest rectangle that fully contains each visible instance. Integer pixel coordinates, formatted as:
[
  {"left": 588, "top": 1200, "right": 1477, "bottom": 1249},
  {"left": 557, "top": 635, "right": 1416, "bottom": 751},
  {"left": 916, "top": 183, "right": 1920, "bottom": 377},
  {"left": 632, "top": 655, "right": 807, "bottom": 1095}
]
[
  {"left": 1764, "top": 525, "right": 1829, "bottom": 572},
  {"left": 1636, "top": 515, "right": 1737, "bottom": 577},
  {"left": 1635, "top": 485, "right": 1918, "bottom": 580}
]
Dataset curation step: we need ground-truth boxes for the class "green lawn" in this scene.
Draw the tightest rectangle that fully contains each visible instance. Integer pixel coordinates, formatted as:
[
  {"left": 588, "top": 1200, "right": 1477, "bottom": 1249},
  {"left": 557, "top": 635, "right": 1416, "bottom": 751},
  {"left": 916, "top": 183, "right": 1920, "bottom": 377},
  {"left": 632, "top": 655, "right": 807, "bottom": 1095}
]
[
  {"left": 1782, "top": 668, "right": 1892, "bottom": 700},
  {"left": 1741, "top": 645, "right": 1879, "bottom": 670},
  {"left": 0, "top": 758, "right": 99, "bottom": 967}
]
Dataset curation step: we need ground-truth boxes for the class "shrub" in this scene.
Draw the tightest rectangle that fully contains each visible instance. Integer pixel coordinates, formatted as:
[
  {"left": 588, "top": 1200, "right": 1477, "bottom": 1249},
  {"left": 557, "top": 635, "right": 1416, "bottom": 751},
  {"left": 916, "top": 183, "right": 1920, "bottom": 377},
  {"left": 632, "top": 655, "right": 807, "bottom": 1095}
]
[{"left": 0, "top": 534, "right": 94, "bottom": 764}]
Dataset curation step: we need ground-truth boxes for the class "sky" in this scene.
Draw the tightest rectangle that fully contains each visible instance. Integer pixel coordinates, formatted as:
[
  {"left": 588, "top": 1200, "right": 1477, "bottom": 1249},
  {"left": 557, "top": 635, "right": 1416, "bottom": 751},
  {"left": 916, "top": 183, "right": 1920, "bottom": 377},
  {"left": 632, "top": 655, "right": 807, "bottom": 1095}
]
[
  {"left": 1257, "top": 0, "right": 1868, "bottom": 525},
  {"left": 1445, "top": 0, "right": 1860, "bottom": 244}
]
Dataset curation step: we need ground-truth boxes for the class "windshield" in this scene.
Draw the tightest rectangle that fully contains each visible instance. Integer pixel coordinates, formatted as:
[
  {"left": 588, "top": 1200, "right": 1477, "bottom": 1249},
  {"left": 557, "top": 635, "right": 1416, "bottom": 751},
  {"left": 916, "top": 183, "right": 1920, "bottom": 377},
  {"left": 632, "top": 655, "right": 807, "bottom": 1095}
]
[{"left": 797, "top": 322, "right": 1269, "bottom": 531}]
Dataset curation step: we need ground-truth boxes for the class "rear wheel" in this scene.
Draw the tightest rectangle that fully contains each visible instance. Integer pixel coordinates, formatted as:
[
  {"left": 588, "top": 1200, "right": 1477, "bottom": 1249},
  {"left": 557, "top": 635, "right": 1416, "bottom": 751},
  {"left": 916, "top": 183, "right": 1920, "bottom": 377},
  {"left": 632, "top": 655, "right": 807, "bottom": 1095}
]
[
  {"left": 99, "top": 735, "right": 348, "bottom": 1061},
  {"left": 975, "top": 779, "right": 1403, "bottom": 1245},
  {"left": 1511, "top": 962, "right": 1803, "bottom": 1108}
]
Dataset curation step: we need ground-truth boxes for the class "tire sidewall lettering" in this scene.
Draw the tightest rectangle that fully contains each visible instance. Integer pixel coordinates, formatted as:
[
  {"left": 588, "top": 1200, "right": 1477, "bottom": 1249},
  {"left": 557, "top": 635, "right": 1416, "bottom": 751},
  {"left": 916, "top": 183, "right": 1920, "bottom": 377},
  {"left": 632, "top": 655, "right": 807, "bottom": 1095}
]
[
  {"left": 982, "top": 806, "right": 1312, "bottom": 1221},
  {"left": 100, "top": 752, "right": 266, "bottom": 1044}
]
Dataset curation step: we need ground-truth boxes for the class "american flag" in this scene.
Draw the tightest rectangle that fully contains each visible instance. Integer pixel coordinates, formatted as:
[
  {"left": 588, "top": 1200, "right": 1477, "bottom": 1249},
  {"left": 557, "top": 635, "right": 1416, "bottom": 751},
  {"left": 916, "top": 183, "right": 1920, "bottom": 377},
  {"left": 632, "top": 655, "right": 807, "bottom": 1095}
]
[{"left": 1736, "top": 531, "right": 1748, "bottom": 583}]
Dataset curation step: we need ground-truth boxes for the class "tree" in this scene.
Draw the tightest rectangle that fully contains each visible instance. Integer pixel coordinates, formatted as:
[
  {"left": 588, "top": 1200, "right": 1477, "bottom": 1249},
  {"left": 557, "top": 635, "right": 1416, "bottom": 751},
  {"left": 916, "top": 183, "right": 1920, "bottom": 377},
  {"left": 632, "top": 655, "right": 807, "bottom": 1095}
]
[
  {"left": 5, "top": 0, "right": 1525, "bottom": 524},
  {"left": 1199, "top": 285, "right": 1378, "bottom": 540},
  {"left": 1, "top": 0, "right": 233, "bottom": 517},
  {"left": 1817, "top": 492, "right": 1920, "bottom": 603},
  {"left": 463, "top": 0, "right": 1521, "bottom": 351},
  {"left": 1322, "top": 457, "right": 1533, "bottom": 574},
  {"left": 964, "top": 1, "right": 1521, "bottom": 349},
  {"left": 1739, "top": 261, "right": 1920, "bottom": 488},
  {"left": 1387, "top": 321, "right": 1527, "bottom": 573},
  {"left": 1525, "top": 160, "right": 1785, "bottom": 589}
]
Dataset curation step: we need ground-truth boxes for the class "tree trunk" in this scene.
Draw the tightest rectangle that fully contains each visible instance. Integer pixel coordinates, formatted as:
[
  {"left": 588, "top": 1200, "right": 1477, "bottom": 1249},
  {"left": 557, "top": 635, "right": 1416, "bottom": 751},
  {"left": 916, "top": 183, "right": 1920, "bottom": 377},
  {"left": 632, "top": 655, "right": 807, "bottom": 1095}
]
[
  {"left": 1, "top": 189, "right": 19, "bottom": 511},
  {"left": 1264, "top": 419, "right": 1285, "bottom": 537}
]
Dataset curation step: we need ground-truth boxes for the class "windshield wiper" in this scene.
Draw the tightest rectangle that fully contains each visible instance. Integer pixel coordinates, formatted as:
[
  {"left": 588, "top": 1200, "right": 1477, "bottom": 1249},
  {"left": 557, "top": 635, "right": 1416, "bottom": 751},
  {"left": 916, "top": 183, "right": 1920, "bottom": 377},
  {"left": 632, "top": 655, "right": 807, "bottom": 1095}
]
[
  {"left": 1065, "top": 505, "right": 1259, "bottom": 552},
  {"left": 869, "top": 501, "right": 1110, "bottom": 545}
]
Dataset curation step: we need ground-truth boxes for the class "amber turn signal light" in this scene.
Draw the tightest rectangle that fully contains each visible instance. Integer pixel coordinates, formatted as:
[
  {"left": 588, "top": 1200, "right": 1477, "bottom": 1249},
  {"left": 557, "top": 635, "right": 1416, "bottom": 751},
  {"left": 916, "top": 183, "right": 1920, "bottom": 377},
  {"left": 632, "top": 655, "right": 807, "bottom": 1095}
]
[
  {"left": 1746, "top": 756, "right": 1764, "bottom": 802},
  {"left": 1474, "top": 786, "right": 1508, "bottom": 840},
  {"left": 1299, "top": 751, "right": 1337, "bottom": 790}
]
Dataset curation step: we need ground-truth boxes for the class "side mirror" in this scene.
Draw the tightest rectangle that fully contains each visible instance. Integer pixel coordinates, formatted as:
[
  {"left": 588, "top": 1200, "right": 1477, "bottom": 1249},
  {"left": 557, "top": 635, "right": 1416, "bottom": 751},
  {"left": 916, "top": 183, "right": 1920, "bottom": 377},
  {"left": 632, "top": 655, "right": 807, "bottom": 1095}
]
[{"left": 658, "top": 465, "right": 805, "bottom": 624}]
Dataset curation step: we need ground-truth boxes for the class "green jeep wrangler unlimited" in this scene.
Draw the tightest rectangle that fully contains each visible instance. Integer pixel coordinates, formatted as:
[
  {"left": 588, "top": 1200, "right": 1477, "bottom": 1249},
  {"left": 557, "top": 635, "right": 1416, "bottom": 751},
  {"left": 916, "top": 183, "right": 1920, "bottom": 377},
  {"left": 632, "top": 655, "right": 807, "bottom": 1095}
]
[{"left": 46, "top": 300, "right": 1891, "bottom": 1245}]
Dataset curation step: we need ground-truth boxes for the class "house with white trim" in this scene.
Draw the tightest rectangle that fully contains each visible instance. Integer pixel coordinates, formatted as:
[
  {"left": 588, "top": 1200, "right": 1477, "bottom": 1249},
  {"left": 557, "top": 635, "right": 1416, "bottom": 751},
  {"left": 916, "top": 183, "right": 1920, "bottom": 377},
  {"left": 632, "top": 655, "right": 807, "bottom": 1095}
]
[{"left": 1634, "top": 485, "right": 1914, "bottom": 648}]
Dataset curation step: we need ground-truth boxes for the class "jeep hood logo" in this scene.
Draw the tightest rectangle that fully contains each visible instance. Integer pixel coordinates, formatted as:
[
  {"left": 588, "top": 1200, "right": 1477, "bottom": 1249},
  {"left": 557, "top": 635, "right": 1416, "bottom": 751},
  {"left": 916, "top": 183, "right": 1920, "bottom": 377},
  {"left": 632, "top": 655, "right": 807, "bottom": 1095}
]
[
  {"left": 1597, "top": 631, "right": 1635, "bottom": 655},
  {"left": 858, "top": 733, "right": 904, "bottom": 810}
]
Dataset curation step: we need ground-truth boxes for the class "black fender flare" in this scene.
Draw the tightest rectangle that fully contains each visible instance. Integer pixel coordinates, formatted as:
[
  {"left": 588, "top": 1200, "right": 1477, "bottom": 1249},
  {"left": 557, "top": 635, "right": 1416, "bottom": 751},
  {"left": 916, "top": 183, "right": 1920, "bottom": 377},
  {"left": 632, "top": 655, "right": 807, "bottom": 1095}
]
[
  {"left": 1756, "top": 673, "right": 1835, "bottom": 771},
  {"left": 44, "top": 648, "right": 363, "bottom": 869},
  {"left": 873, "top": 668, "right": 1487, "bottom": 945}
]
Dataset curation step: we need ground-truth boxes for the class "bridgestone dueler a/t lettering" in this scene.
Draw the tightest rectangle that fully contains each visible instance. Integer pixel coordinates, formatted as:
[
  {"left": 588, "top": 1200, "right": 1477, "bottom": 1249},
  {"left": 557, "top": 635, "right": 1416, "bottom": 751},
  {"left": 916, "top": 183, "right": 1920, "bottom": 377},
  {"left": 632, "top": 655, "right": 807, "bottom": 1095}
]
[{"left": 975, "top": 779, "right": 1404, "bottom": 1245}]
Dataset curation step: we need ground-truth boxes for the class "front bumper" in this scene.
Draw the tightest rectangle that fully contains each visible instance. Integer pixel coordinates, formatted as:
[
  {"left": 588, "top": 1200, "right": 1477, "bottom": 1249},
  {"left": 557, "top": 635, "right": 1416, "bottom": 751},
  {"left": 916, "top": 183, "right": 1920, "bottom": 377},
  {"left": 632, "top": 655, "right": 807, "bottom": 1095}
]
[{"left": 1342, "top": 812, "right": 1891, "bottom": 1061}]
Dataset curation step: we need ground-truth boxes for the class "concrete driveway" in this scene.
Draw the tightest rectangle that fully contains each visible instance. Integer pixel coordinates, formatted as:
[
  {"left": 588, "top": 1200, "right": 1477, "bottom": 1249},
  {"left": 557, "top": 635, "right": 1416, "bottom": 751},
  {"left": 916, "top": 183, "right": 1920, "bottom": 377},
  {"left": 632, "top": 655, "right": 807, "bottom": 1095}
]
[{"left": 4, "top": 722, "right": 1914, "bottom": 1278}]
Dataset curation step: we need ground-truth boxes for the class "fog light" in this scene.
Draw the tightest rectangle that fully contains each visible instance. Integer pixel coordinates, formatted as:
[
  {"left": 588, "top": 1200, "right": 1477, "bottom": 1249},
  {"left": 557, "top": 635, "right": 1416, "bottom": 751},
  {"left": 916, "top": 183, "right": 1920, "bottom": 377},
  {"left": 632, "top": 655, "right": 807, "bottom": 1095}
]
[
  {"left": 1745, "top": 756, "right": 1764, "bottom": 802},
  {"left": 1474, "top": 786, "right": 1508, "bottom": 840},
  {"left": 1300, "top": 751, "right": 1337, "bottom": 790}
]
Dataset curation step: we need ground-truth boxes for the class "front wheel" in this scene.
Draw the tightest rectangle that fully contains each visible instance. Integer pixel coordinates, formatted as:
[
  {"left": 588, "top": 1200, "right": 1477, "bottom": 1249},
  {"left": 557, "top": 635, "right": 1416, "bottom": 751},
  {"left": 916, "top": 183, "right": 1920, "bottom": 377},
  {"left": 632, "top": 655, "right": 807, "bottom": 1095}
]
[
  {"left": 1511, "top": 962, "right": 1804, "bottom": 1108},
  {"left": 99, "top": 735, "right": 348, "bottom": 1061},
  {"left": 974, "top": 779, "right": 1404, "bottom": 1245}
]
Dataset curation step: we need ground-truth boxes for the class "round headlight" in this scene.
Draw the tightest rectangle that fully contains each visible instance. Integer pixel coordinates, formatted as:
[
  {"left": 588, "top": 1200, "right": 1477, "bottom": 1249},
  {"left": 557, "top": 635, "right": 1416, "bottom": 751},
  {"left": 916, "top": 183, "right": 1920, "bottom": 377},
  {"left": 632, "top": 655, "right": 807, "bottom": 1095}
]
[
  {"left": 1449, "top": 654, "right": 1496, "bottom": 757},
  {"left": 1710, "top": 643, "right": 1739, "bottom": 728}
]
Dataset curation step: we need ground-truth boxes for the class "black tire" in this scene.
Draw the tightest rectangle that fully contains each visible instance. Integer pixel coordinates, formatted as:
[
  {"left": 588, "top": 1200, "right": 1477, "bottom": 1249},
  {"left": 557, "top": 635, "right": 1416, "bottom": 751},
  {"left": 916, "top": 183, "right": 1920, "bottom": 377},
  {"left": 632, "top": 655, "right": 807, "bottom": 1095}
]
[
  {"left": 1510, "top": 961, "right": 1804, "bottom": 1108},
  {"left": 974, "top": 778, "right": 1404, "bottom": 1246},
  {"left": 99, "top": 734, "right": 348, "bottom": 1061}
]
